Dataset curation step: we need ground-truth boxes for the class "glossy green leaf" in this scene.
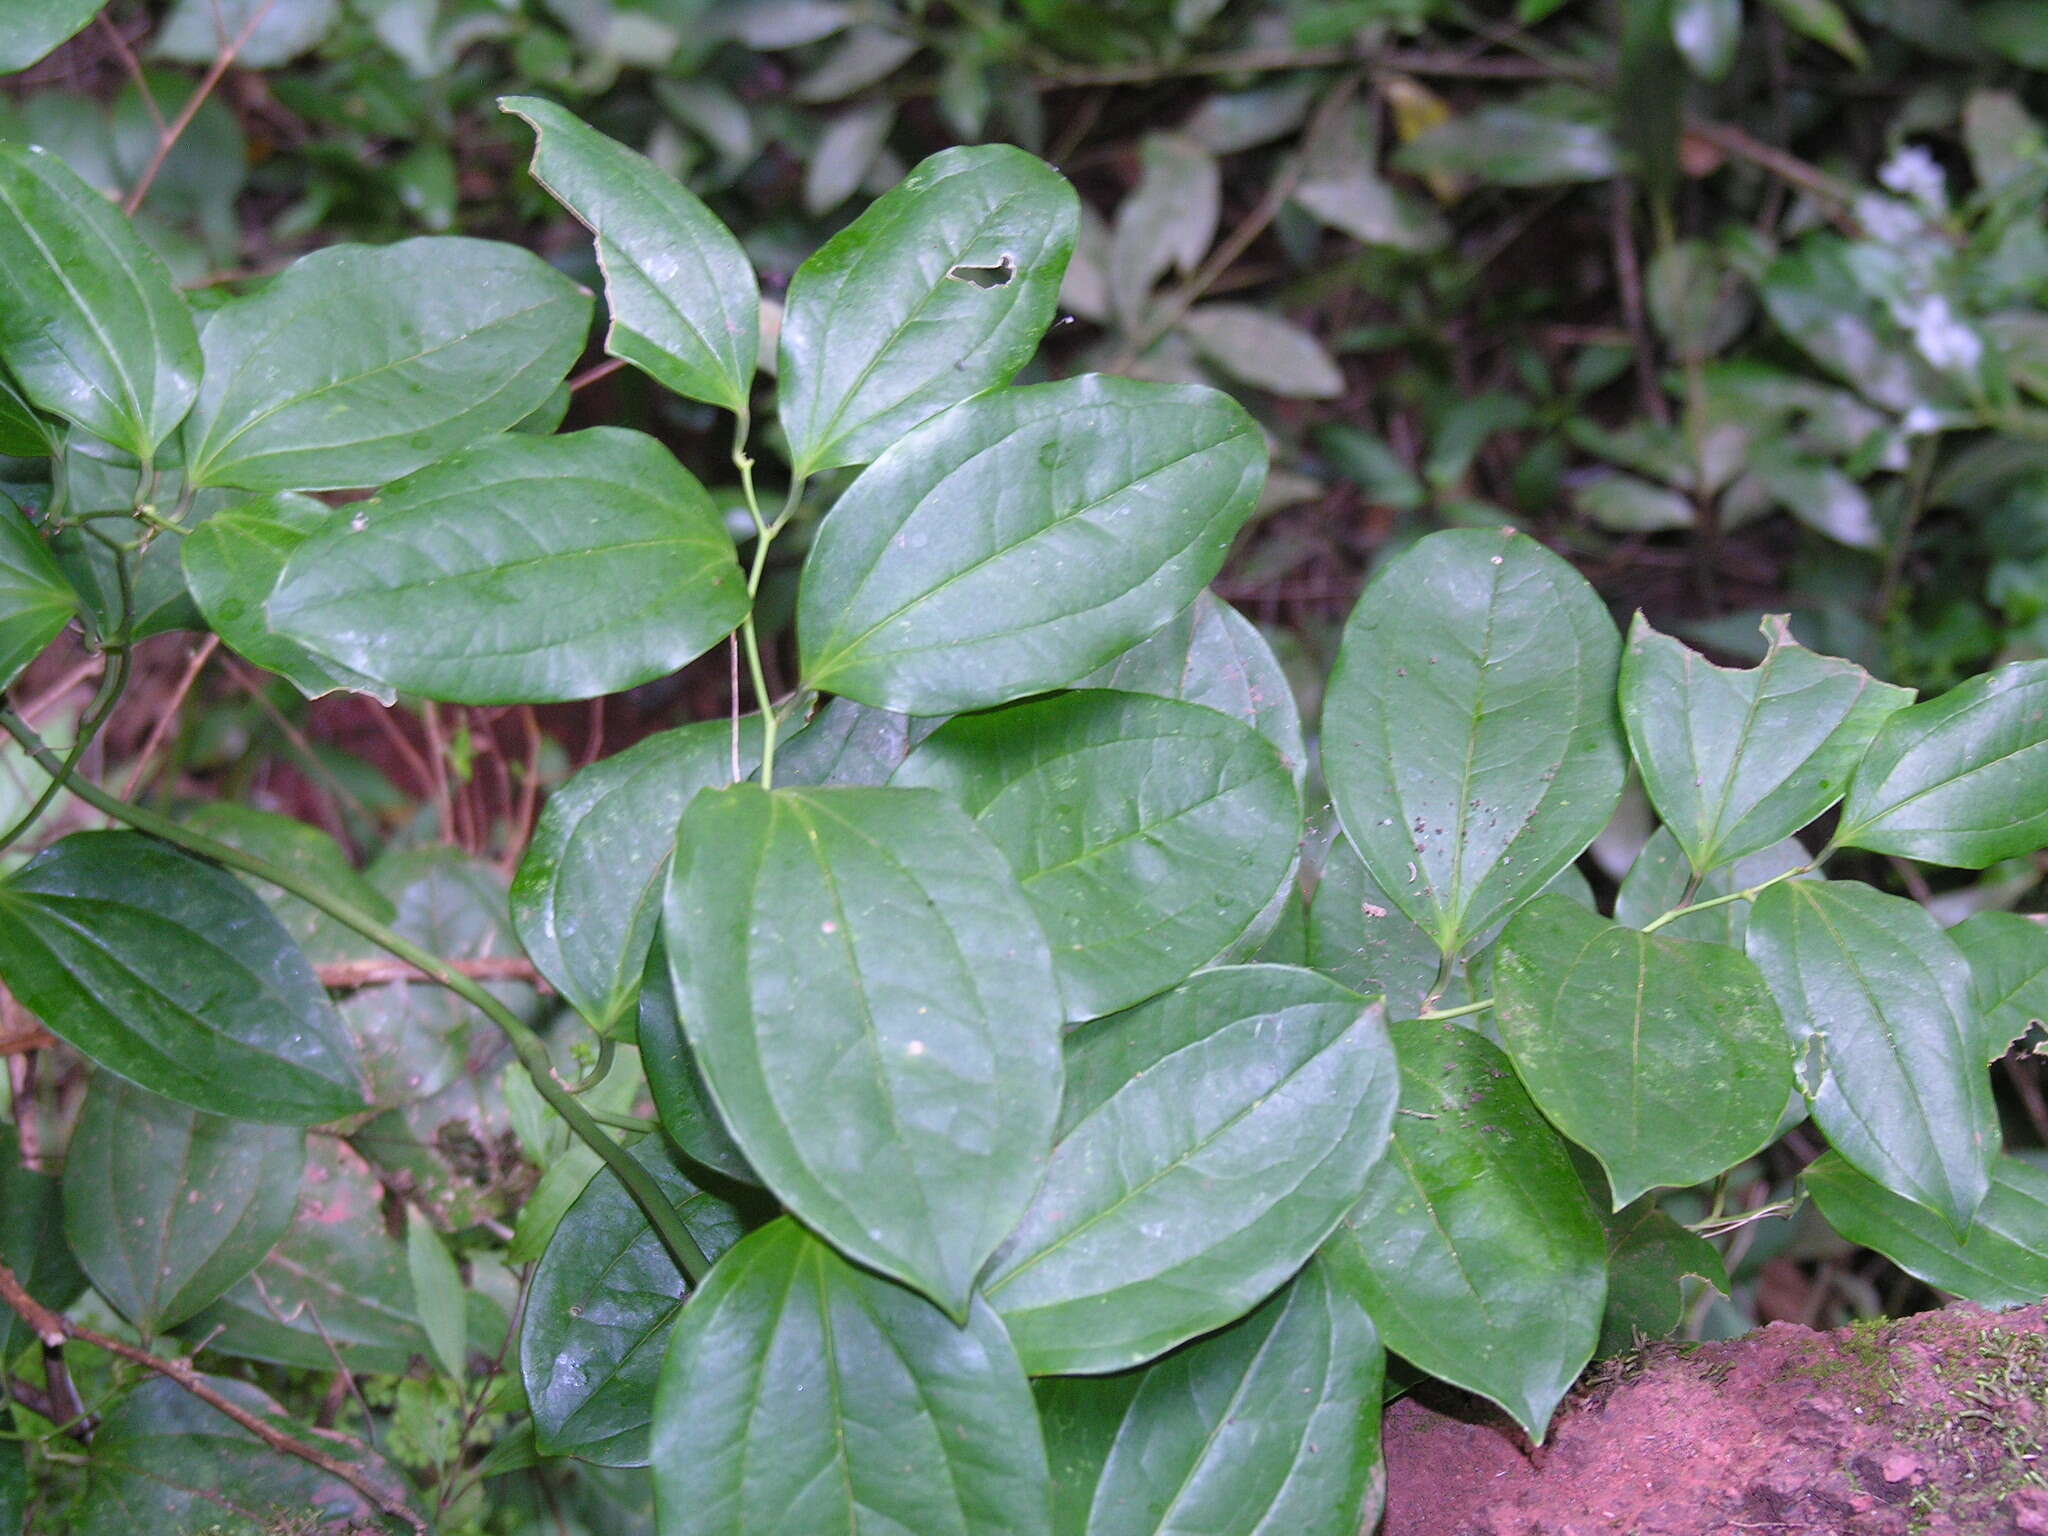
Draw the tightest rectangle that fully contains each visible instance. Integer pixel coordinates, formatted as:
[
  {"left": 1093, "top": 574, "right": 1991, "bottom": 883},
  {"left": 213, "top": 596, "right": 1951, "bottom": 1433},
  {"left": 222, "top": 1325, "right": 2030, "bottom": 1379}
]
[
  {"left": 664, "top": 784, "right": 1062, "bottom": 1315},
  {"left": 894, "top": 691, "right": 1299, "bottom": 1022},
  {"left": 0, "top": 831, "right": 364, "bottom": 1125},
  {"left": 524, "top": 1136, "right": 745, "bottom": 1466},
  {"left": 503, "top": 96, "right": 757, "bottom": 414},
  {"left": 0, "top": 141, "right": 199, "bottom": 459},
  {"left": 1747, "top": 881, "right": 1995, "bottom": 1231},
  {"left": 1620, "top": 614, "right": 1910, "bottom": 874},
  {"left": 406, "top": 1210, "right": 466, "bottom": 1383},
  {"left": 983, "top": 966, "right": 1398, "bottom": 1375},
  {"left": 180, "top": 492, "right": 396, "bottom": 704},
  {"left": 1327, "top": 1018, "right": 1606, "bottom": 1440},
  {"left": 180, "top": 236, "right": 591, "bottom": 492},
  {"left": 1582, "top": 1154, "right": 1728, "bottom": 1358},
  {"left": 775, "top": 695, "right": 942, "bottom": 787},
  {"left": 0, "top": 494, "right": 74, "bottom": 690},
  {"left": 778, "top": 144, "right": 1078, "bottom": 475},
  {"left": 0, "top": 371, "right": 55, "bottom": 457},
  {"left": 1762, "top": 0, "right": 1865, "bottom": 67},
  {"left": 1323, "top": 528, "right": 1626, "bottom": 958},
  {"left": 0, "top": 0, "right": 104, "bottom": 71},
  {"left": 61, "top": 1076, "right": 304, "bottom": 1336},
  {"left": 181, "top": 1136, "right": 431, "bottom": 1372},
  {"left": 1495, "top": 896, "right": 1792, "bottom": 1206},
  {"left": 1307, "top": 832, "right": 1466, "bottom": 1018},
  {"left": 1805, "top": 1152, "right": 2048, "bottom": 1309},
  {"left": 266, "top": 429, "right": 747, "bottom": 706},
  {"left": 1951, "top": 910, "right": 2048, "bottom": 1062},
  {"left": 637, "top": 952, "right": 756, "bottom": 1185},
  {"left": 0, "top": 1123, "right": 85, "bottom": 1366},
  {"left": 651, "top": 1218, "right": 1052, "bottom": 1536},
  {"left": 1053, "top": 1254, "right": 1385, "bottom": 1536},
  {"left": 1082, "top": 590, "right": 1307, "bottom": 788},
  {"left": 1834, "top": 660, "right": 2048, "bottom": 868},
  {"left": 1612, "top": 827, "right": 1815, "bottom": 946},
  {"left": 75, "top": 1376, "right": 413, "bottom": 1536},
  {"left": 799, "top": 376, "right": 1265, "bottom": 714},
  {"left": 513, "top": 718, "right": 760, "bottom": 1033}
]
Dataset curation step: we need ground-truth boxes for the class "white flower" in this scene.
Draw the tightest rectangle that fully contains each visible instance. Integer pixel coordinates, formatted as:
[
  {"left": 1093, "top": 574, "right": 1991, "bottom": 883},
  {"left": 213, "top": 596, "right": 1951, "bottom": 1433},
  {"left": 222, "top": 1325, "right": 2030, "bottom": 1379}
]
[
  {"left": 1903, "top": 293, "right": 1982, "bottom": 373},
  {"left": 1900, "top": 406, "right": 1942, "bottom": 438},
  {"left": 1855, "top": 194, "right": 1928, "bottom": 247},
  {"left": 1879, "top": 144, "right": 1948, "bottom": 214}
]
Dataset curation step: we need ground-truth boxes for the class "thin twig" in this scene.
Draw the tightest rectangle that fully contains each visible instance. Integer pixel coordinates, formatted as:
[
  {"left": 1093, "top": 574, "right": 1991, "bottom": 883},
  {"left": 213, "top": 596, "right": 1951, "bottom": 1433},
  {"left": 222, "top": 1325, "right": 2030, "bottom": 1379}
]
[
  {"left": 569, "top": 357, "right": 627, "bottom": 393},
  {"left": 96, "top": 12, "right": 163, "bottom": 134},
  {"left": 1026, "top": 42, "right": 1559, "bottom": 90},
  {"left": 13, "top": 655, "right": 105, "bottom": 726},
  {"left": 124, "top": 0, "right": 279, "bottom": 216},
  {"left": 315, "top": 955, "right": 546, "bottom": 992},
  {"left": 120, "top": 635, "right": 218, "bottom": 799},
  {"left": 0, "top": 1261, "right": 426, "bottom": 1534}
]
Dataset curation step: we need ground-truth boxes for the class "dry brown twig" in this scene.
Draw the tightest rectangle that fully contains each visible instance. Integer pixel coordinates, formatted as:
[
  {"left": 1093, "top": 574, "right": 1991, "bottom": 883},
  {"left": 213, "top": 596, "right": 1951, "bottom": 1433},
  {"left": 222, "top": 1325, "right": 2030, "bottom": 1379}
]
[{"left": 123, "top": 0, "right": 279, "bottom": 216}]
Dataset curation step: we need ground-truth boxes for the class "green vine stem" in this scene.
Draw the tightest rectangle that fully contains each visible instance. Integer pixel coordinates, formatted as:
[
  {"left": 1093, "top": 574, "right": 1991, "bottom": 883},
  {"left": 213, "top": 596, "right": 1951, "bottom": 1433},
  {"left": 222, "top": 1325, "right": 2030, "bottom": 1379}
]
[
  {"left": 729, "top": 415, "right": 807, "bottom": 790},
  {"left": 0, "top": 709, "right": 712, "bottom": 1286},
  {"left": 1638, "top": 861, "right": 1815, "bottom": 934}
]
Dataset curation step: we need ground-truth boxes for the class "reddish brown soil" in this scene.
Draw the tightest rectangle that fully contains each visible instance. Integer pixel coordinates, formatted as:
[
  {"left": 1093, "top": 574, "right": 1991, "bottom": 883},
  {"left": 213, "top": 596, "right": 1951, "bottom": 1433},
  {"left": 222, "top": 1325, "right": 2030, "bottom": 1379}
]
[{"left": 1381, "top": 1303, "right": 2048, "bottom": 1536}]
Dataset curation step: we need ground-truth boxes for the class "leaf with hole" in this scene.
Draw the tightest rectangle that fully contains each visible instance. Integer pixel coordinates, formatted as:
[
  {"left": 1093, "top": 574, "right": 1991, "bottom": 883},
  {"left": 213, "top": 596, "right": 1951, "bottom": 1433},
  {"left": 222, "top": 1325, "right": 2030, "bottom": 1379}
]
[
  {"left": 1951, "top": 910, "right": 2048, "bottom": 1062},
  {"left": 778, "top": 144, "right": 1077, "bottom": 474},
  {"left": 982, "top": 966, "right": 1397, "bottom": 1375},
  {"left": 894, "top": 691, "right": 1299, "bottom": 1021},
  {"left": 1804, "top": 1151, "right": 2048, "bottom": 1309},
  {"left": 1746, "top": 881, "right": 1995, "bottom": 1231},
  {"left": 1322, "top": 529, "right": 1626, "bottom": 958},
  {"left": 266, "top": 429, "right": 746, "bottom": 706},
  {"left": 1325, "top": 1018, "right": 1606, "bottom": 1440},
  {"left": 0, "top": 831, "right": 364, "bottom": 1125},
  {"left": 0, "top": 494, "right": 74, "bottom": 691},
  {"left": 664, "top": 784, "right": 1061, "bottom": 1316},
  {"left": 798, "top": 376, "right": 1265, "bottom": 714},
  {"left": 651, "top": 1218, "right": 1052, "bottom": 1536}
]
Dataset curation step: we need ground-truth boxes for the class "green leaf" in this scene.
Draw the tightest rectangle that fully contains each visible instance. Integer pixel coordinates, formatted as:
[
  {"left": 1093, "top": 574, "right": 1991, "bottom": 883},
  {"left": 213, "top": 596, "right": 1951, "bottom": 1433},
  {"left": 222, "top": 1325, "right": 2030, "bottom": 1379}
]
[
  {"left": 1951, "top": 911, "right": 2048, "bottom": 1062},
  {"left": 1746, "top": 881, "right": 1996, "bottom": 1231},
  {"left": 0, "top": 831, "right": 364, "bottom": 1125},
  {"left": 1613, "top": 827, "right": 1815, "bottom": 945},
  {"left": 265, "top": 429, "right": 747, "bottom": 706},
  {"left": 406, "top": 1209, "right": 466, "bottom": 1384},
  {"left": 75, "top": 1376, "right": 412, "bottom": 1536},
  {"left": 1325, "top": 1018, "right": 1606, "bottom": 1440},
  {"left": 0, "top": 1123, "right": 85, "bottom": 1366},
  {"left": 1043, "top": 1254, "right": 1384, "bottom": 1536},
  {"left": 1496, "top": 896, "right": 1792, "bottom": 1206},
  {"left": 894, "top": 691, "right": 1300, "bottom": 1022},
  {"left": 0, "top": 0, "right": 104, "bottom": 71},
  {"left": 798, "top": 376, "right": 1265, "bottom": 714},
  {"left": 663, "top": 784, "right": 1062, "bottom": 1316},
  {"left": 1580, "top": 1154, "right": 1728, "bottom": 1358},
  {"left": 1108, "top": 134, "right": 1219, "bottom": 332},
  {"left": 524, "top": 1135, "right": 745, "bottom": 1466},
  {"left": 1805, "top": 1151, "right": 2048, "bottom": 1309},
  {"left": 512, "top": 718, "right": 759, "bottom": 1033},
  {"left": 1395, "top": 105, "right": 1619, "bottom": 187},
  {"left": 651, "top": 1218, "right": 1052, "bottom": 1536},
  {"left": 1761, "top": 0, "right": 1866, "bottom": 67},
  {"left": 1180, "top": 304, "right": 1344, "bottom": 400},
  {"left": 0, "top": 141, "right": 199, "bottom": 460},
  {"left": 180, "top": 236, "right": 591, "bottom": 492},
  {"left": 0, "top": 494, "right": 75, "bottom": 690},
  {"left": 775, "top": 695, "right": 943, "bottom": 787},
  {"left": 983, "top": 966, "right": 1398, "bottom": 1375},
  {"left": 1082, "top": 589, "right": 1307, "bottom": 787},
  {"left": 1620, "top": 614, "right": 1910, "bottom": 875},
  {"left": 0, "top": 371, "right": 56, "bottom": 457},
  {"left": 180, "top": 492, "right": 397, "bottom": 704},
  {"left": 778, "top": 144, "right": 1078, "bottom": 475},
  {"left": 154, "top": 0, "right": 338, "bottom": 68},
  {"left": 502, "top": 96, "right": 758, "bottom": 414},
  {"left": 1834, "top": 660, "right": 2048, "bottom": 869},
  {"left": 637, "top": 951, "right": 757, "bottom": 1185},
  {"left": 180, "top": 1136, "right": 432, "bottom": 1373},
  {"left": 1323, "top": 528, "right": 1626, "bottom": 958},
  {"left": 1305, "top": 833, "right": 1456, "bottom": 1018},
  {"left": 61, "top": 1076, "right": 304, "bottom": 1336}
]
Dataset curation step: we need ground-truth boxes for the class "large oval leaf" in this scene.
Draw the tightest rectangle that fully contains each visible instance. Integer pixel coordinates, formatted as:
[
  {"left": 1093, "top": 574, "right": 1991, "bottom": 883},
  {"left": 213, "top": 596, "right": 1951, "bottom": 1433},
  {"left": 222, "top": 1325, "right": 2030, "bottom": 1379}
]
[
  {"left": 0, "top": 494, "right": 75, "bottom": 690},
  {"left": 1495, "top": 896, "right": 1792, "bottom": 1206},
  {"left": 1952, "top": 910, "right": 2048, "bottom": 1062},
  {"left": 0, "top": 831, "right": 365, "bottom": 1125},
  {"left": 180, "top": 236, "right": 591, "bottom": 492},
  {"left": 797, "top": 376, "right": 1265, "bottom": 715},
  {"left": 894, "top": 691, "right": 1300, "bottom": 1022},
  {"left": 651, "top": 1218, "right": 1052, "bottom": 1536},
  {"left": 1327, "top": 1018, "right": 1606, "bottom": 1440},
  {"left": 523, "top": 1136, "right": 745, "bottom": 1467},
  {"left": 266, "top": 429, "right": 747, "bottom": 706},
  {"left": 1620, "top": 613, "right": 1910, "bottom": 874},
  {"left": 982, "top": 966, "right": 1398, "bottom": 1375},
  {"left": 1322, "top": 528, "right": 1626, "bottom": 958},
  {"left": 1805, "top": 1151, "right": 2048, "bottom": 1309},
  {"left": 504, "top": 96, "right": 757, "bottom": 414},
  {"left": 1040, "top": 1254, "right": 1386, "bottom": 1536},
  {"left": 1746, "top": 881, "right": 1996, "bottom": 1231},
  {"left": 0, "top": 141, "right": 199, "bottom": 459},
  {"left": 62, "top": 1075, "right": 304, "bottom": 1336},
  {"left": 779, "top": 144, "right": 1078, "bottom": 475},
  {"left": 663, "top": 783, "right": 1062, "bottom": 1315},
  {"left": 512, "top": 718, "right": 759, "bottom": 1033},
  {"left": 1834, "top": 659, "right": 2048, "bottom": 868}
]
